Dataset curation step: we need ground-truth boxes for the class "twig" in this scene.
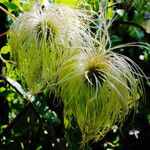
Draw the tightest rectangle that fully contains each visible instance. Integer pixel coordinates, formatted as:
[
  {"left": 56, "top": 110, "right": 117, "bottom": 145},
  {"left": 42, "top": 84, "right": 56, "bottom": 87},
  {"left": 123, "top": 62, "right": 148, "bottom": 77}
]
[
  {"left": 0, "top": 74, "right": 41, "bottom": 139},
  {"left": 0, "top": 6, "right": 17, "bottom": 19},
  {"left": 0, "top": 74, "right": 31, "bottom": 139},
  {"left": 0, "top": 29, "right": 10, "bottom": 38},
  {"left": 0, "top": 54, "right": 15, "bottom": 64},
  {"left": 0, "top": 74, "right": 26, "bottom": 99},
  {"left": 105, "top": 141, "right": 118, "bottom": 148},
  {"left": 0, "top": 74, "right": 60, "bottom": 145}
]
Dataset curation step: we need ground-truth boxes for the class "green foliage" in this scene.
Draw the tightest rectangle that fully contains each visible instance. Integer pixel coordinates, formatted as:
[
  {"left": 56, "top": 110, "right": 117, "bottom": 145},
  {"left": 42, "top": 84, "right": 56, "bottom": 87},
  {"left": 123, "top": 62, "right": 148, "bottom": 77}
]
[
  {"left": 53, "top": 0, "right": 81, "bottom": 7},
  {"left": 0, "top": 45, "right": 10, "bottom": 54}
]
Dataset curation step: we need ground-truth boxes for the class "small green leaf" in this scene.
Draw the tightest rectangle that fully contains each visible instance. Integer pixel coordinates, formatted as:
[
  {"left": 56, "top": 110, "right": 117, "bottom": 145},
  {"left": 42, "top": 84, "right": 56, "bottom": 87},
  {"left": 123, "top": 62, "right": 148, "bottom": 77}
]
[
  {"left": 20, "top": 142, "right": 24, "bottom": 150},
  {"left": 21, "top": 2, "right": 32, "bottom": 11},
  {"left": 0, "top": 87, "right": 6, "bottom": 92},
  {"left": 3, "top": 2, "right": 19, "bottom": 10},
  {"left": 0, "top": 125, "right": 7, "bottom": 133},
  {"left": 1, "top": 45, "right": 10, "bottom": 54},
  {"left": 53, "top": 0, "right": 81, "bottom": 7},
  {"left": 113, "top": 136, "right": 120, "bottom": 144},
  {"left": 0, "top": 0, "right": 7, "bottom": 3},
  {"left": 36, "top": 146, "right": 42, "bottom": 150},
  {"left": 111, "top": 35, "right": 122, "bottom": 43},
  {"left": 12, "top": 0, "right": 20, "bottom": 7}
]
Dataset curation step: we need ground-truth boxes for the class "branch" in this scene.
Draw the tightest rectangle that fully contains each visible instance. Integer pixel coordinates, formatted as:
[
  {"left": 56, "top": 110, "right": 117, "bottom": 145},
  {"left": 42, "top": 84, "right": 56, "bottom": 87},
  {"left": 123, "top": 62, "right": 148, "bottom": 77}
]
[
  {"left": 0, "top": 6, "right": 16, "bottom": 19},
  {"left": 0, "top": 29, "right": 10, "bottom": 38},
  {"left": 0, "top": 74, "right": 38, "bottom": 139},
  {"left": 0, "top": 74, "right": 35, "bottom": 104},
  {"left": 0, "top": 74, "right": 59, "bottom": 140},
  {"left": 0, "top": 74, "right": 26, "bottom": 100}
]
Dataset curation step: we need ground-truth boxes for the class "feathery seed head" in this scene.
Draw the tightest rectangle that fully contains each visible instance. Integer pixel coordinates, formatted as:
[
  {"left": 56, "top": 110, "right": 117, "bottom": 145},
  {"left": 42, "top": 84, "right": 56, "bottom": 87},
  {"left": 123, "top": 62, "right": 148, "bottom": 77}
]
[
  {"left": 78, "top": 50, "right": 109, "bottom": 85},
  {"left": 10, "top": 3, "right": 93, "bottom": 93},
  {"left": 60, "top": 48, "right": 144, "bottom": 145}
]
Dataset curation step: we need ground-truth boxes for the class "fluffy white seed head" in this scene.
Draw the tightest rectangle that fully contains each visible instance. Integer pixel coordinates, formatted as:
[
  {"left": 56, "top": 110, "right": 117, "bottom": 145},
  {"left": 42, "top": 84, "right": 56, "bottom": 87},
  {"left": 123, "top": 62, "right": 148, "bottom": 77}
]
[{"left": 10, "top": 3, "right": 94, "bottom": 93}]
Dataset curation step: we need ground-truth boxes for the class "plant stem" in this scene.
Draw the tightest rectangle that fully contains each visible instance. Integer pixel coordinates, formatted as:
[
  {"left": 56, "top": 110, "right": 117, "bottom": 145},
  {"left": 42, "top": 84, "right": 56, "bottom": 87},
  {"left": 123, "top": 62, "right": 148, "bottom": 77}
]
[
  {"left": 0, "top": 29, "right": 10, "bottom": 38},
  {"left": 0, "top": 6, "right": 16, "bottom": 19},
  {"left": 0, "top": 74, "right": 26, "bottom": 99},
  {"left": 0, "top": 74, "right": 36, "bottom": 139}
]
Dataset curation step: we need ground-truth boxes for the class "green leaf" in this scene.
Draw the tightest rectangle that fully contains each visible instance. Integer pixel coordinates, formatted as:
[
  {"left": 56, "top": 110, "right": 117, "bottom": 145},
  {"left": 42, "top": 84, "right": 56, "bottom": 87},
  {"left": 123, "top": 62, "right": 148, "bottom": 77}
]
[
  {"left": 107, "top": 0, "right": 114, "bottom": 19},
  {"left": 36, "top": 146, "right": 42, "bottom": 150},
  {"left": 110, "top": 35, "right": 122, "bottom": 43},
  {"left": 113, "top": 136, "right": 120, "bottom": 144},
  {"left": 0, "top": 45, "right": 10, "bottom": 54},
  {"left": 53, "top": 0, "right": 81, "bottom": 7},
  {"left": 21, "top": 2, "right": 32, "bottom": 11},
  {"left": 0, "top": 0, "right": 7, "bottom": 3},
  {"left": 0, "top": 125, "right": 7, "bottom": 133},
  {"left": 0, "top": 87, "right": 6, "bottom": 92},
  {"left": 3, "top": 2, "right": 19, "bottom": 10}
]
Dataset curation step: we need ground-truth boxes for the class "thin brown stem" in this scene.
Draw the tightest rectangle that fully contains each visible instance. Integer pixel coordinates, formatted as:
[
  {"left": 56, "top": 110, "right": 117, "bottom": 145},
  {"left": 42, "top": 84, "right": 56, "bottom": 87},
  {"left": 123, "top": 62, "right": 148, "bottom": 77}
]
[
  {"left": 0, "top": 6, "right": 17, "bottom": 19},
  {"left": 0, "top": 29, "right": 10, "bottom": 37}
]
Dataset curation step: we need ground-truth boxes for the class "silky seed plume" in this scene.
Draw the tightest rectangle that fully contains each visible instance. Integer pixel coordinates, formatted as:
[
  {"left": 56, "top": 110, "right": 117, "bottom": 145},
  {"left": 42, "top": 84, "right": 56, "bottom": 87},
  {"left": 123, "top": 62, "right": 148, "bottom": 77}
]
[
  {"left": 10, "top": 3, "right": 94, "bottom": 93},
  {"left": 10, "top": 2, "right": 146, "bottom": 148}
]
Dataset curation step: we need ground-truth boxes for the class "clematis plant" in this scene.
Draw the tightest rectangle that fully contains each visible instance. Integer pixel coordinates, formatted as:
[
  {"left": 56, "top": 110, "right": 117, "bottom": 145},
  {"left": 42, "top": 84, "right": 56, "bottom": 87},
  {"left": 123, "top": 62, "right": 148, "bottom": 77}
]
[{"left": 10, "top": 1, "right": 148, "bottom": 147}]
